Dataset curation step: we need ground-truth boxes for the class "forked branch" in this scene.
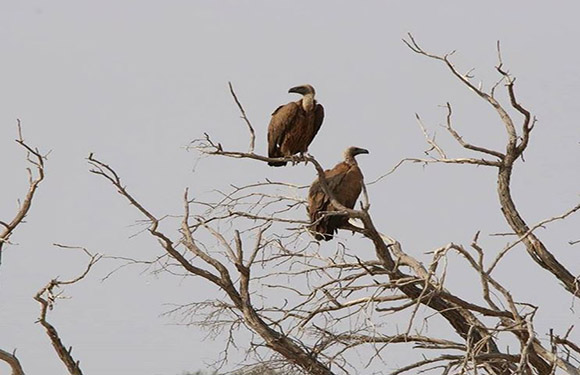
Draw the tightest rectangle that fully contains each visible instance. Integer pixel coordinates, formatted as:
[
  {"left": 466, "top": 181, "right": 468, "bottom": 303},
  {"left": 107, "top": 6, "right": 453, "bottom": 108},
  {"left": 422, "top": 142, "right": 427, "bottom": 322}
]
[
  {"left": 33, "top": 246, "right": 101, "bottom": 375},
  {"left": 404, "top": 33, "right": 580, "bottom": 299},
  {"left": 0, "top": 121, "right": 46, "bottom": 264}
]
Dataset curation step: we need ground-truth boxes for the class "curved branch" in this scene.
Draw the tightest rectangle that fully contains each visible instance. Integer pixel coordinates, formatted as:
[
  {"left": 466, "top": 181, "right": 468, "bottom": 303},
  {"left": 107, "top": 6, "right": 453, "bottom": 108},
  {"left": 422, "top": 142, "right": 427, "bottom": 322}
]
[
  {"left": 404, "top": 34, "right": 519, "bottom": 152},
  {"left": 443, "top": 102, "right": 505, "bottom": 159},
  {"left": 0, "top": 349, "right": 25, "bottom": 375},
  {"left": 497, "top": 165, "right": 580, "bottom": 297},
  {"left": 487, "top": 202, "right": 580, "bottom": 274}
]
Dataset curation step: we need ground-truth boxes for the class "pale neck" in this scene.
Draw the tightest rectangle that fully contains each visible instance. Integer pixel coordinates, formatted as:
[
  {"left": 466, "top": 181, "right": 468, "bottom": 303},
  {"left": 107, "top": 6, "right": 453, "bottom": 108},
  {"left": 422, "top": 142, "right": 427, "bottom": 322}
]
[
  {"left": 343, "top": 154, "right": 357, "bottom": 166},
  {"left": 301, "top": 94, "right": 315, "bottom": 111}
]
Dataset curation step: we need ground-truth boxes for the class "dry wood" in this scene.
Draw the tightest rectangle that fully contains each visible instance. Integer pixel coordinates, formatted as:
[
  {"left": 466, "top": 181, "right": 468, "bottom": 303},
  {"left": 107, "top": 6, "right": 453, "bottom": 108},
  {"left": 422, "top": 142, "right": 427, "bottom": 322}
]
[
  {"left": 404, "top": 33, "right": 580, "bottom": 299},
  {"left": 0, "top": 122, "right": 45, "bottom": 264},
  {"left": 33, "top": 246, "right": 101, "bottom": 375}
]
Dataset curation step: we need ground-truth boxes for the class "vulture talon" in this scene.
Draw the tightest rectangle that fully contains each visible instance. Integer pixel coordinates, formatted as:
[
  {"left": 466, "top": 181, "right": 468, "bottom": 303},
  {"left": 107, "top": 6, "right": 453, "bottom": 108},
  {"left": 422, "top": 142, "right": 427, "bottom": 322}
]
[{"left": 290, "top": 155, "right": 301, "bottom": 166}]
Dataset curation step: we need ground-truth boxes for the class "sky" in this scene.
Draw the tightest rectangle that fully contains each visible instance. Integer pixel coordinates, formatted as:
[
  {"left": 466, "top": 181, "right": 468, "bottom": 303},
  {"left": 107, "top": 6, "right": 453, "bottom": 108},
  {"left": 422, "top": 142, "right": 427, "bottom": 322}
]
[{"left": 1, "top": 1, "right": 579, "bottom": 374}]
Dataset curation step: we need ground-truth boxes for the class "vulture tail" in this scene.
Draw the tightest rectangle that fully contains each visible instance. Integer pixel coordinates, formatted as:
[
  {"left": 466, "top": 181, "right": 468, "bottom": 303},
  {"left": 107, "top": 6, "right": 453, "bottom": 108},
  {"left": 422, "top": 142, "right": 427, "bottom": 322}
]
[
  {"left": 268, "top": 145, "right": 287, "bottom": 167},
  {"left": 311, "top": 220, "right": 335, "bottom": 242},
  {"left": 314, "top": 232, "right": 334, "bottom": 242},
  {"left": 268, "top": 160, "right": 287, "bottom": 167}
]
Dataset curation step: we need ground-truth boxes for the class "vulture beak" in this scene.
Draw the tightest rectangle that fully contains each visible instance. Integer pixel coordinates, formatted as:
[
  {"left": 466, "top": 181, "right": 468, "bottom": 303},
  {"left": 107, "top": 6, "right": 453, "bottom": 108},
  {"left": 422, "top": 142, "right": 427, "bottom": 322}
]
[
  {"left": 288, "top": 85, "right": 314, "bottom": 96},
  {"left": 354, "top": 147, "right": 369, "bottom": 155},
  {"left": 288, "top": 85, "right": 304, "bottom": 94}
]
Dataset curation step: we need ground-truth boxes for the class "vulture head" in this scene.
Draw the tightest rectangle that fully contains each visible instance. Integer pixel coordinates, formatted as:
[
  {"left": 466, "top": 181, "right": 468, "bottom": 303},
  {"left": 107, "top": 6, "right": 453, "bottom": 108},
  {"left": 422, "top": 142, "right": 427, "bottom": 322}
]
[
  {"left": 288, "top": 84, "right": 316, "bottom": 96},
  {"left": 344, "top": 146, "right": 369, "bottom": 164}
]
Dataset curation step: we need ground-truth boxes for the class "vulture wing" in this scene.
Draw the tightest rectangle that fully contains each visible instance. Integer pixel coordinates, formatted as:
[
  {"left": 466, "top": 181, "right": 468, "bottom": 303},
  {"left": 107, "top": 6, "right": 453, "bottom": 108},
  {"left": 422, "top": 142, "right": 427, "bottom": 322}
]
[
  {"left": 307, "top": 163, "right": 351, "bottom": 240},
  {"left": 267, "top": 102, "right": 300, "bottom": 166},
  {"left": 333, "top": 166, "right": 363, "bottom": 210},
  {"left": 309, "top": 103, "right": 325, "bottom": 145}
]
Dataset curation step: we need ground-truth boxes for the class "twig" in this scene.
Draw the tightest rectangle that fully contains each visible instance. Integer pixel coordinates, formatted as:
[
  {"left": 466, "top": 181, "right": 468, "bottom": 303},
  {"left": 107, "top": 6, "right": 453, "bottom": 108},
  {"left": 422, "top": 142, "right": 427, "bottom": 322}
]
[
  {"left": 228, "top": 82, "right": 256, "bottom": 153},
  {"left": 416, "top": 113, "right": 446, "bottom": 158}
]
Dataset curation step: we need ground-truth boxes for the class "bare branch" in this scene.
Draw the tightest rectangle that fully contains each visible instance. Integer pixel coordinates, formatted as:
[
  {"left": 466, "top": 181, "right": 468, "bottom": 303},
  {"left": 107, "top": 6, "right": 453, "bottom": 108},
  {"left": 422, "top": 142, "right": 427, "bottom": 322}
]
[
  {"left": 405, "top": 34, "right": 580, "bottom": 299},
  {"left": 404, "top": 33, "right": 519, "bottom": 151},
  {"left": 367, "top": 159, "right": 409, "bottom": 185},
  {"left": 495, "top": 42, "right": 535, "bottom": 158},
  {"left": 554, "top": 335, "right": 580, "bottom": 357},
  {"left": 228, "top": 82, "right": 256, "bottom": 153},
  {"left": 406, "top": 156, "right": 501, "bottom": 167},
  {"left": 0, "top": 121, "right": 46, "bottom": 264},
  {"left": 416, "top": 113, "right": 447, "bottom": 158},
  {"left": 33, "top": 247, "right": 101, "bottom": 375},
  {"left": 388, "top": 353, "right": 520, "bottom": 375},
  {"left": 442, "top": 102, "right": 505, "bottom": 159},
  {"left": 0, "top": 349, "right": 25, "bottom": 375},
  {"left": 487, "top": 201, "right": 580, "bottom": 274}
]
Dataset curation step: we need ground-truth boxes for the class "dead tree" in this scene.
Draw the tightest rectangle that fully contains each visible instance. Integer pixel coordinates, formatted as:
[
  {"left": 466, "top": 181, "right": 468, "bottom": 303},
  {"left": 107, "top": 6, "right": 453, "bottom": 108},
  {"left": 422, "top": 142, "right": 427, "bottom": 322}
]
[{"left": 88, "top": 37, "right": 579, "bottom": 375}]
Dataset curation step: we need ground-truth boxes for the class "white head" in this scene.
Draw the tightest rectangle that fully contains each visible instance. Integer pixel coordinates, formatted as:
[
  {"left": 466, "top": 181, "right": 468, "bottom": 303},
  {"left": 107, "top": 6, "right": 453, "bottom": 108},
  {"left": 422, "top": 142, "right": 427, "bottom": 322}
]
[
  {"left": 343, "top": 146, "right": 369, "bottom": 164},
  {"left": 288, "top": 84, "right": 316, "bottom": 97}
]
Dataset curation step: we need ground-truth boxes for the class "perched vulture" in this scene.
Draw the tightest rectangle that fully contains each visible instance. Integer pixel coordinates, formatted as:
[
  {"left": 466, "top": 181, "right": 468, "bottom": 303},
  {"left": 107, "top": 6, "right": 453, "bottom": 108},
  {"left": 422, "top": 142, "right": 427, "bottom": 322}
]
[
  {"left": 307, "top": 146, "right": 369, "bottom": 241},
  {"left": 267, "top": 84, "right": 324, "bottom": 167}
]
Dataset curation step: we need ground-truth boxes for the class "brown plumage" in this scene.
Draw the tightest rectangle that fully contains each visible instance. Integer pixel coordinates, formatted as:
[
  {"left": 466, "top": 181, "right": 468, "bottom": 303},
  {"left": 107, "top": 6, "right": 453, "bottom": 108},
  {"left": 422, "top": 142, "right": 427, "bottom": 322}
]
[
  {"left": 267, "top": 84, "right": 324, "bottom": 167},
  {"left": 307, "top": 147, "right": 369, "bottom": 241}
]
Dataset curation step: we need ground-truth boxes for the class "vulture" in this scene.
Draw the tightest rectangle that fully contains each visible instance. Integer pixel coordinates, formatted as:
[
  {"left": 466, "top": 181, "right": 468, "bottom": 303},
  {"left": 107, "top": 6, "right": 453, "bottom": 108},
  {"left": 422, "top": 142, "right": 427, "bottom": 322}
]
[
  {"left": 267, "top": 84, "right": 324, "bottom": 167},
  {"left": 307, "top": 146, "right": 369, "bottom": 241}
]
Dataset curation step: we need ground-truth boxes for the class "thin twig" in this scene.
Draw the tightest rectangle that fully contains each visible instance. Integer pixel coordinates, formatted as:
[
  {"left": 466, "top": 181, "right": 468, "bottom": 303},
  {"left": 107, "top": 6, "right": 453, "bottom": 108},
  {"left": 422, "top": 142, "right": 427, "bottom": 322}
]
[{"left": 228, "top": 82, "right": 256, "bottom": 153}]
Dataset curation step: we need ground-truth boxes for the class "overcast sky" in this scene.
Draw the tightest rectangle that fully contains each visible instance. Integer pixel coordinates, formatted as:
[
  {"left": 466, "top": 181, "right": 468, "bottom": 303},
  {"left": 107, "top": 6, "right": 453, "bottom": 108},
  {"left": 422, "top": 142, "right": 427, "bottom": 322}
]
[{"left": 1, "top": 1, "right": 579, "bottom": 374}]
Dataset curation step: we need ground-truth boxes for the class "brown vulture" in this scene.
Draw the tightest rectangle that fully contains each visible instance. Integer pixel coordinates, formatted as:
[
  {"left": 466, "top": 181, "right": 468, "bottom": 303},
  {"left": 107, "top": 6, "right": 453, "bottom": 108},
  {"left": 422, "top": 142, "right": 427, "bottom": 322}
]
[
  {"left": 267, "top": 84, "right": 324, "bottom": 167},
  {"left": 307, "top": 146, "right": 369, "bottom": 241}
]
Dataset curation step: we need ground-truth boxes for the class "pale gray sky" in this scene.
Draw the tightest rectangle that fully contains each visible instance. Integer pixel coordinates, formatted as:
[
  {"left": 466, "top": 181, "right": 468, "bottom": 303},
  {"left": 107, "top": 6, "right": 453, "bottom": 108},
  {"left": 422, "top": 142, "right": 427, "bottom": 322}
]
[{"left": 1, "top": 1, "right": 579, "bottom": 374}]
